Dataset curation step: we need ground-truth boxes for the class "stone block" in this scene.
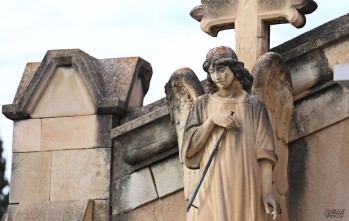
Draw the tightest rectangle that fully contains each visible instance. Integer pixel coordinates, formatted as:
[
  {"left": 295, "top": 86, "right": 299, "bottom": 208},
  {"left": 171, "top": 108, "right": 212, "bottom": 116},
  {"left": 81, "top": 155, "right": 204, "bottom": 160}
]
[
  {"left": 14, "top": 200, "right": 93, "bottom": 221},
  {"left": 151, "top": 156, "right": 183, "bottom": 198},
  {"left": 50, "top": 148, "right": 110, "bottom": 201},
  {"left": 42, "top": 115, "right": 111, "bottom": 151},
  {"left": 112, "top": 140, "right": 134, "bottom": 181},
  {"left": 93, "top": 200, "right": 109, "bottom": 221},
  {"left": 9, "top": 152, "right": 51, "bottom": 203},
  {"left": 12, "top": 119, "right": 41, "bottom": 152},
  {"left": 112, "top": 191, "right": 186, "bottom": 221},
  {"left": 111, "top": 168, "right": 158, "bottom": 215}
]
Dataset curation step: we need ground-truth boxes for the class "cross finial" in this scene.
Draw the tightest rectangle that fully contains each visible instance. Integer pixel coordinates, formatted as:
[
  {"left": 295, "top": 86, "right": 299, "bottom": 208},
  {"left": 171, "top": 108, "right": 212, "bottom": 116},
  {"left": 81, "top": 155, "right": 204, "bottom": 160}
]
[{"left": 191, "top": 0, "right": 317, "bottom": 70}]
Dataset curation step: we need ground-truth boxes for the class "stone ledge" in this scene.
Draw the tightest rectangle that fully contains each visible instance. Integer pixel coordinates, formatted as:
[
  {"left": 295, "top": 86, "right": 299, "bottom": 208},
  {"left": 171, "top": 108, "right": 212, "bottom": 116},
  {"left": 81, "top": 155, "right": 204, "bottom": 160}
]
[
  {"left": 290, "top": 84, "right": 349, "bottom": 142},
  {"left": 112, "top": 139, "right": 177, "bottom": 181},
  {"left": 111, "top": 106, "right": 169, "bottom": 138},
  {"left": 272, "top": 14, "right": 349, "bottom": 59},
  {"left": 112, "top": 105, "right": 177, "bottom": 168},
  {"left": 151, "top": 156, "right": 184, "bottom": 198},
  {"left": 121, "top": 98, "right": 167, "bottom": 124}
]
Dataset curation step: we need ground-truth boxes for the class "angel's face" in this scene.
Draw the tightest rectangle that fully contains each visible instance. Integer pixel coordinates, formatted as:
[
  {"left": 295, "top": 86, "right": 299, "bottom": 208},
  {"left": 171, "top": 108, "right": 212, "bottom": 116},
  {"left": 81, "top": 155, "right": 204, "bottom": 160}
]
[{"left": 209, "top": 65, "right": 235, "bottom": 90}]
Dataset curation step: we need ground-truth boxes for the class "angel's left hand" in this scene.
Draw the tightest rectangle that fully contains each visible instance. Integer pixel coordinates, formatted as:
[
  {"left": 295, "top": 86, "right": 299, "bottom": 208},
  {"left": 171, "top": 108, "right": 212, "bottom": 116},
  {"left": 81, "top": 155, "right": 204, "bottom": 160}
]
[{"left": 263, "top": 192, "right": 281, "bottom": 220}]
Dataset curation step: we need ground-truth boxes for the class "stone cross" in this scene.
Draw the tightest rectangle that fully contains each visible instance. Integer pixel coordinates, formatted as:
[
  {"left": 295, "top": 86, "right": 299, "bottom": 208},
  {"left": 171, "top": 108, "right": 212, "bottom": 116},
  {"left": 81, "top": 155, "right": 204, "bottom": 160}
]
[{"left": 190, "top": 0, "right": 317, "bottom": 70}]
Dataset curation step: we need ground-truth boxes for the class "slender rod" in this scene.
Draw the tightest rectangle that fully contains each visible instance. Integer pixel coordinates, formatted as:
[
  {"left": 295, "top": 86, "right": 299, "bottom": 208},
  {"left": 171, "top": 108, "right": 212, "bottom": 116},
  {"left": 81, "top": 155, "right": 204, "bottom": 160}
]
[{"left": 186, "top": 127, "right": 227, "bottom": 212}]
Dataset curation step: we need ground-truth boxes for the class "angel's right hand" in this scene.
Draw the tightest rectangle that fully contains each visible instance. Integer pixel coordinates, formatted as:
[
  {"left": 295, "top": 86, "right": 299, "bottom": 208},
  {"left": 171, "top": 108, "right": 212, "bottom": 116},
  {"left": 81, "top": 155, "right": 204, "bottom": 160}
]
[{"left": 210, "top": 112, "right": 237, "bottom": 129}]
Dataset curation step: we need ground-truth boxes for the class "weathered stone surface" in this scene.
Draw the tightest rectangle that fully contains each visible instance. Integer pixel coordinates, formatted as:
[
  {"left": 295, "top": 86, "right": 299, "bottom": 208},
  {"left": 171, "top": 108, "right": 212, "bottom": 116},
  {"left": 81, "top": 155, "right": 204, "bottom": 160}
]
[
  {"left": 151, "top": 156, "right": 183, "bottom": 198},
  {"left": 98, "top": 57, "right": 152, "bottom": 108},
  {"left": 272, "top": 14, "right": 349, "bottom": 60},
  {"left": 323, "top": 36, "right": 349, "bottom": 70},
  {"left": 50, "top": 148, "right": 110, "bottom": 201},
  {"left": 270, "top": 14, "right": 349, "bottom": 99},
  {"left": 121, "top": 98, "right": 167, "bottom": 123},
  {"left": 288, "top": 118, "right": 349, "bottom": 221},
  {"left": 112, "top": 141, "right": 133, "bottom": 181},
  {"left": 112, "top": 102, "right": 178, "bottom": 182},
  {"left": 2, "top": 49, "right": 153, "bottom": 120},
  {"left": 41, "top": 115, "right": 111, "bottom": 151},
  {"left": 30, "top": 66, "right": 95, "bottom": 118},
  {"left": 127, "top": 76, "right": 144, "bottom": 109},
  {"left": 14, "top": 200, "right": 93, "bottom": 221},
  {"left": 290, "top": 84, "right": 349, "bottom": 142},
  {"left": 113, "top": 106, "right": 169, "bottom": 137},
  {"left": 10, "top": 152, "right": 51, "bottom": 203},
  {"left": 13, "top": 62, "right": 41, "bottom": 105},
  {"left": 0, "top": 204, "right": 18, "bottom": 221},
  {"left": 334, "top": 64, "right": 349, "bottom": 91},
  {"left": 12, "top": 119, "right": 41, "bottom": 152},
  {"left": 112, "top": 107, "right": 177, "bottom": 166},
  {"left": 93, "top": 200, "right": 109, "bottom": 221},
  {"left": 111, "top": 168, "right": 158, "bottom": 215},
  {"left": 190, "top": 0, "right": 315, "bottom": 37},
  {"left": 286, "top": 49, "right": 331, "bottom": 97},
  {"left": 112, "top": 191, "right": 186, "bottom": 221},
  {"left": 288, "top": 116, "right": 300, "bottom": 141}
]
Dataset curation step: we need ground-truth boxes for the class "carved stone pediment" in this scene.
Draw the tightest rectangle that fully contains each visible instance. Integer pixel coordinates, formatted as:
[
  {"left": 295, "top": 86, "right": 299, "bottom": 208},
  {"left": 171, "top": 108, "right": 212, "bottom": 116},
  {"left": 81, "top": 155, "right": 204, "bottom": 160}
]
[{"left": 2, "top": 49, "right": 152, "bottom": 120}]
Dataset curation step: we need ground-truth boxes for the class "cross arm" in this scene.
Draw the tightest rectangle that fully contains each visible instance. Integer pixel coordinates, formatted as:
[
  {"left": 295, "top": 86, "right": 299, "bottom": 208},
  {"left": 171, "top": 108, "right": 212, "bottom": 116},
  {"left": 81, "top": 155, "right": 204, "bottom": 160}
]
[{"left": 190, "top": 0, "right": 318, "bottom": 37}]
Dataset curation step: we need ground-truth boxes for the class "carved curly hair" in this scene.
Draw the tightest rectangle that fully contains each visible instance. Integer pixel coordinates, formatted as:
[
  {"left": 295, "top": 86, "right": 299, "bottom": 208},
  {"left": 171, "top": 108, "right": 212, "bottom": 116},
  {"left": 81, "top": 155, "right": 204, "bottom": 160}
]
[{"left": 203, "top": 46, "right": 253, "bottom": 94}]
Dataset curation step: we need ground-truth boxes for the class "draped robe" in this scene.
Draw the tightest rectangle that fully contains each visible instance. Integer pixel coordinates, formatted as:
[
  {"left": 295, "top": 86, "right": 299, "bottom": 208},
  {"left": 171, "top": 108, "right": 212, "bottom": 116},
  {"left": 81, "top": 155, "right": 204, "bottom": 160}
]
[{"left": 182, "top": 93, "right": 277, "bottom": 221}]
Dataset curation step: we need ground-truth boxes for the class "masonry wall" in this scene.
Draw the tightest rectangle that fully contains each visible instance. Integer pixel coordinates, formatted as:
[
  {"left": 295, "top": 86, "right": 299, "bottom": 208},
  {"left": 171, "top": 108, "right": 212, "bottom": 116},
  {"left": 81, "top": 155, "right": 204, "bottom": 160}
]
[
  {"left": 287, "top": 82, "right": 349, "bottom": 221},
  {"left": 6, "top": 64, "right": 112, "bottom": 220}
]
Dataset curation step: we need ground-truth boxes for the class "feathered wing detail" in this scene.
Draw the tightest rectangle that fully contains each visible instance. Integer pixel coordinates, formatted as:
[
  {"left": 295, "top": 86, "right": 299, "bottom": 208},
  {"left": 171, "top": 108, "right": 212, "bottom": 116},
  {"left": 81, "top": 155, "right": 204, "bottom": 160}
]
[
  {"left": 165, "top": 68, "right": 205, "bottom": 202},
  {"left": 251, "top": 53, "right": 293, "bottom": 221}
]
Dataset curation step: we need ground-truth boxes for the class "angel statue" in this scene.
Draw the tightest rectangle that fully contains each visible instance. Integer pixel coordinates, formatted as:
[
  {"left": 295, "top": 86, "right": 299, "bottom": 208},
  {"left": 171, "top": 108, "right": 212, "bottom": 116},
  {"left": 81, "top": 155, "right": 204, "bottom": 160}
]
[{"left": 165, "top": 46, "right": 293, "bottom": 221}]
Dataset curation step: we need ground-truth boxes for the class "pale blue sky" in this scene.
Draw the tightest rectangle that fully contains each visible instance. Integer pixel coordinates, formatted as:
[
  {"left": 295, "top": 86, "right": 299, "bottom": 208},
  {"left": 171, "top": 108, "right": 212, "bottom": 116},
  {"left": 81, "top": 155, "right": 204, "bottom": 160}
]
[{"left": 0, "top": 0, "right": 348, "bottom": 181}]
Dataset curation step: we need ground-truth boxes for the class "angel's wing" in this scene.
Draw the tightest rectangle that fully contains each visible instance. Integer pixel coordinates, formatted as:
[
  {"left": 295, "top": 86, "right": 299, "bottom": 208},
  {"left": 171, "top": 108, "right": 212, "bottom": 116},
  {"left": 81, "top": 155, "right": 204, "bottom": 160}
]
[
  {"left": 251, "top": 52, "right": 293, "bottom": 221},
  {"left": 165, "top": 67, "right": 205, "bottom": 202}
]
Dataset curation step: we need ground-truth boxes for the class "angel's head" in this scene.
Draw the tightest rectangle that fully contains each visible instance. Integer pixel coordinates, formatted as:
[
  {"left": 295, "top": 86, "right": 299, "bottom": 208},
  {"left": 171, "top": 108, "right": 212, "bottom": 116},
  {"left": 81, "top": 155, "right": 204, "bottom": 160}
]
[{"left": 203, "top": 46, "right": 253, "bottom": 94}]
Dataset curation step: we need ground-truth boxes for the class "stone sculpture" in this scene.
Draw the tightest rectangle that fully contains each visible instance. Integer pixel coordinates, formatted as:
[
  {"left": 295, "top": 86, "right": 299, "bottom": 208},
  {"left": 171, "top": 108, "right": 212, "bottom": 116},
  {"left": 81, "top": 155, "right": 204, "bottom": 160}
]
[
  {"left": 190, "top": 0, "right": 317, "bottom": 70},
  {"left": 165, "top": 46, "right": 293, "bottom": 221},
  {"left": 165, "top": 68, "right": 205, "bottom": 203}
]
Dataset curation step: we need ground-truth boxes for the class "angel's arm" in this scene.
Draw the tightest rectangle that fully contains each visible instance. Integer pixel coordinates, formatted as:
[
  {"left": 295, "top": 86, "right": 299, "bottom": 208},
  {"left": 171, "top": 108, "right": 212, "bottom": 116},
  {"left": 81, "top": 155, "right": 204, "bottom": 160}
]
[
  {"left": 186, "top": 117, "right": 214, "bottom": 157},
  {"left": 255, "top": 103, "right": 280, "bottom": 219},
  {"left": 259, "top": 160, "right": 273, "bottom": 194},
  {"left": 187, "top": 112, "right": 237, "bottom": 157},
  {"left": 260, "top": 160, "right": 280, "bottom": 220}
]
